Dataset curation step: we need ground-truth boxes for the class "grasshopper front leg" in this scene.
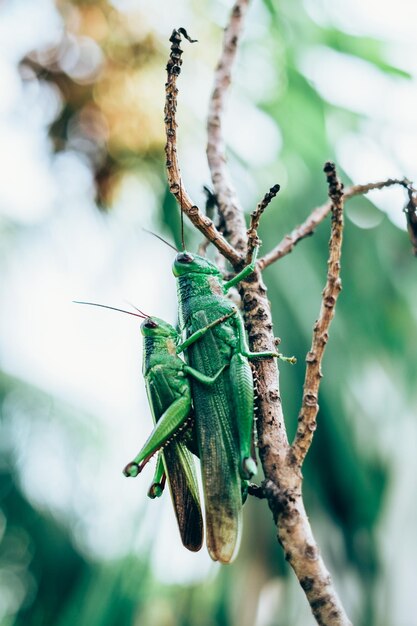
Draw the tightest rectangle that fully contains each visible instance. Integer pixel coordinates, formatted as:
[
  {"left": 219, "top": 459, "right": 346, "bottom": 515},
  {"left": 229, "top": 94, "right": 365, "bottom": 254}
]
[
  {"left": 124, "top": 364, "right": 227, "bottom": 477},
  {"left": 177, "top": 309, "right": 237, "bottom": 354}
]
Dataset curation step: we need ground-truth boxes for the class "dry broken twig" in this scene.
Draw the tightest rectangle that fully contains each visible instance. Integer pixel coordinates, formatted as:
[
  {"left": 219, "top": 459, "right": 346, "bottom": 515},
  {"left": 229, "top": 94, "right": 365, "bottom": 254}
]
[{"left": 247, "top": 183, "right": 280, "bottom": 264}]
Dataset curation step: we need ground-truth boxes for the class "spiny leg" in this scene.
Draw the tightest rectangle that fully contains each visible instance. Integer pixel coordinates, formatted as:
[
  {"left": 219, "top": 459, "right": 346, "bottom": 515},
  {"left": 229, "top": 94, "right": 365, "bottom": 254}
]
[{"left": 123, "top": 392, "right": 192, "bottom": 477}]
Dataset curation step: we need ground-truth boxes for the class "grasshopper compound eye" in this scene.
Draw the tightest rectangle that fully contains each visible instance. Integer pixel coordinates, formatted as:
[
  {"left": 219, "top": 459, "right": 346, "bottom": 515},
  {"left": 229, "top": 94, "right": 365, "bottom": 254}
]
[
  {"left": 177, "top": 252, "right": 194, "bottom": 264},
  {"left": 144, "top": 319, "right": 158, "bottom": 329}
]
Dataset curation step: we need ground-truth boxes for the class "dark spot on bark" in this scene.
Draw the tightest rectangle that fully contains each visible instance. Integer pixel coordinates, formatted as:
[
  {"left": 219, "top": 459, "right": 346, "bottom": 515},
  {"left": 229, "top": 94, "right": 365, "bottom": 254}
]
[
  {"left": 324, "top": 295, "right": 336, "bottom": 308},
  {"left": 305, "top": 351, "right": 316, "bottom": 363},
  {"left": 269, "top": 389, "right": 280, "bottom": 402},
  {"left": 323, "top": 161, "right": 334, "bottom": 174},
  {"left": 305, "top": 544, "right": 318, "bottom": 560},
  {"left": 288, "top": 448, "right": 298, "bottom": 466},
  {"left": 285, "top": 551, "right": 292, "bottom": 562},
  {"left": 304, "top": 392, "right": 317, "bottom": 406},
  {"left": 243, "top": 296, "right": 257, "bottom": 311},
  {"left": 300, "top": 577, "right": 315, "bottom": 592},
  {"left": 330, "top": 610, "right": 340, "bottom": 619},
  {"left": 311, "top": 597, "right": 327, "bottom": 612},
  {"left": 245, "top": 272, "right": 257, "bottom": 284}
]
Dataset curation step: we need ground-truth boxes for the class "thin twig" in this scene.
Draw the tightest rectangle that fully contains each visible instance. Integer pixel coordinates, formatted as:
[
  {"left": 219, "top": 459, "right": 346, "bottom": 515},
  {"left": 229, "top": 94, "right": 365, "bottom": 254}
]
[
  {"left": 247, "top": 183, "right": 280, "bottom": 264},
  {"left": 206, "top": 0, "right": 249, "bottom": 255},
  {"left": 404, "top": 183, "right": 417, "bottom": 255},
  {"left": 164, "top": 28, "right": 241, "bottom": 266},
  {"left": 291, "top": 162, "right": 345, "bottom": 466},
  {"left": 259, "top": 177, "right": 416, "bottom": 269}
]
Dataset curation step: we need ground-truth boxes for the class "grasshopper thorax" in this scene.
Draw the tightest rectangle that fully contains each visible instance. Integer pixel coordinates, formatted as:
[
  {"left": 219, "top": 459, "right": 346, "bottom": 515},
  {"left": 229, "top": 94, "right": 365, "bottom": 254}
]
[
  {"left": 173, "top": 251, "right": 222, "bottom": 278},
  {"left": 140, "top": 317, "right": 177, "bottom": 338}
]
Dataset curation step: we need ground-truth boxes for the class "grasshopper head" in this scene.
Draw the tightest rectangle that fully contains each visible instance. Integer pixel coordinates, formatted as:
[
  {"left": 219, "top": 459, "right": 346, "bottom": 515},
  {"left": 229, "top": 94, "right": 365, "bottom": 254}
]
[
  {"left": 140, "top": 317, "right": 176, "bottom": 338},
  {"left": 173, "top": 251, "right": 222, "bottom": 278}
]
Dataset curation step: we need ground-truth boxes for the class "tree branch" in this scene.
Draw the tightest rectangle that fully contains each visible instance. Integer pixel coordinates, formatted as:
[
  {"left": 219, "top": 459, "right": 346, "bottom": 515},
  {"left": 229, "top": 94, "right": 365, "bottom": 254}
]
[
  {"left": 206, "top": 0, "right": 249, "bottom": 255},
  {"left": 291, "top": 162, "right": 345, "bottom": 466},
  {"left": 204, "top": 8, "right": 352, "bottom": 624},
  {"left": 164, "top": 28, "right": 241, "bottom": 267},
  {"left": 241, "top": 165, "right": 351, "bottom": 626},
  {"left": 258, "top": 177, "right": 416, "bottom": 269},
  {"left": 247, "top": 183, "right": 280, "bottom": 264}
]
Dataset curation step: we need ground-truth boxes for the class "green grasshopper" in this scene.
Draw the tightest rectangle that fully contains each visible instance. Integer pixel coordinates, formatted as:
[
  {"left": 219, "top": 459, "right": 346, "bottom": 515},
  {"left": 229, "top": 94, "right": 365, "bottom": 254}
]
[
  {"left": 75, "top": 300, "right": 236, "bottom": 552},
  {"left": 172, "top": 245, "right": 295, "bottom": 563}
]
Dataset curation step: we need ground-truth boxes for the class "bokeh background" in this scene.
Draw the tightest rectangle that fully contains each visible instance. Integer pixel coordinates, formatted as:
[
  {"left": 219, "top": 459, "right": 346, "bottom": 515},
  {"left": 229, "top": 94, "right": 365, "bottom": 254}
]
[{"left": 1, "top": 0, "right": 417, "bottom": 625}]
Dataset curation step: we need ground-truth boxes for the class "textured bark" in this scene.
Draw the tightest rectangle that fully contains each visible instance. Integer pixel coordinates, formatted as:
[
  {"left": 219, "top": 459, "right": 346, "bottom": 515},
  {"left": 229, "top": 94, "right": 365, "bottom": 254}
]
[{"left": 238, "top": 266, "right": 352, "bottom": 626}]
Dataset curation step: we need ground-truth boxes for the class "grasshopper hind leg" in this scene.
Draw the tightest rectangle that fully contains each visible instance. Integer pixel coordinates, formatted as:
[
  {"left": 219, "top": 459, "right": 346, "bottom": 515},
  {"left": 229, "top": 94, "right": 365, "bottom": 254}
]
[
  {"left": 148, "top": 454, "right": 166, "bottom": 498},
  {"left": 123, "top": 392, "right": 192, "bottom": 477}
]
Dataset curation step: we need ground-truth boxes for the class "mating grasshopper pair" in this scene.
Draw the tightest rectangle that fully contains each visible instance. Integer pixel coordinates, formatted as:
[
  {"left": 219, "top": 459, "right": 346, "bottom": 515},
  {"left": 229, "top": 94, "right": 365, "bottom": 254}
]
[
  {"left": 77, "top": 246, "right": 293, "bottom": 563},
  {"left": 125, "top": 245, "right": 293, "bottom": 563}
]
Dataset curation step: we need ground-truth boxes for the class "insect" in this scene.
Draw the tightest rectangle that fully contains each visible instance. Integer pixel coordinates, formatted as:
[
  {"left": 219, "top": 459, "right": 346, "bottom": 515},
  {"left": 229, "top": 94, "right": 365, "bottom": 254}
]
[
  {"left": 74, "top": 300, "right": 236, "bottom": 552},
  {"left": 172, "top": 244, "right": 295, "bottom": 563}
]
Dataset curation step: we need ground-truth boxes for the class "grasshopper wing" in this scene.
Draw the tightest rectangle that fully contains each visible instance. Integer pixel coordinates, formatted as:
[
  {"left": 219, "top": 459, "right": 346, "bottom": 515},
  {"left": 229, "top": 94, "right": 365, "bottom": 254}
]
[
  {"left": 147, "top": 373, "right": 203, "bottom": 552},
  {"left": 187, "top": 311, "right": 243, "bottom": 563}
]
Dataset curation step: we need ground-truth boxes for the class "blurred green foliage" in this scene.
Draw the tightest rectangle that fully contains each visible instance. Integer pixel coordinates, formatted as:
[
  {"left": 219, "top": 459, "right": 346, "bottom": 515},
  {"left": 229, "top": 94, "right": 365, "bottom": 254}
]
[{"left": 1, "top": 0, "right": 416, "bottom": 625}]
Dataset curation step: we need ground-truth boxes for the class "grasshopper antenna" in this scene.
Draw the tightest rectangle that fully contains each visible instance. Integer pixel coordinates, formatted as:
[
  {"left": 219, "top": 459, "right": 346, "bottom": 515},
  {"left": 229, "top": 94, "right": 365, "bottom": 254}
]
[
  {"left": 142, "top": 228, "right": 179, "bottom": 253},
  {"left": 124, "top": 301, "right": 151, "bottom": 318},
  {"left": 73, "top": 301, "right": 148, "bottom": 319}
]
